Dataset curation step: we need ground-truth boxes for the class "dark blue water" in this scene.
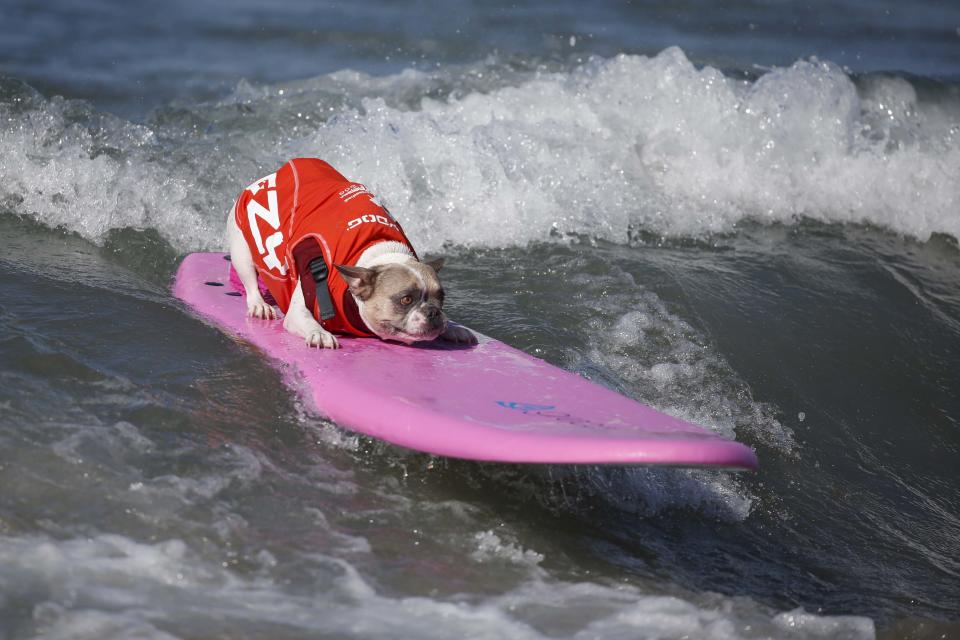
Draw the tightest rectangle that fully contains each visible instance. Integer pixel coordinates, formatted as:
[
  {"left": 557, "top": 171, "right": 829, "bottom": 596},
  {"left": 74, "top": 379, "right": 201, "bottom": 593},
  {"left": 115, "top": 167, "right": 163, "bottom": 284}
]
[
  {"left": 7, "top": 0, "right": 960, "bottom": 117},
  {"left": 1, "top": 2, "right": 959, "bottom": 639}
]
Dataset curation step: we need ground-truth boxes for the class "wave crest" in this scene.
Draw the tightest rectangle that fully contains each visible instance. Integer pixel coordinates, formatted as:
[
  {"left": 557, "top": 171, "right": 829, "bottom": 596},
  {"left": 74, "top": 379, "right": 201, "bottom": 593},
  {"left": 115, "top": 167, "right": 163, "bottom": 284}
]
[{"left": 2, "top": 47, "right": 958, "bottom": 252}]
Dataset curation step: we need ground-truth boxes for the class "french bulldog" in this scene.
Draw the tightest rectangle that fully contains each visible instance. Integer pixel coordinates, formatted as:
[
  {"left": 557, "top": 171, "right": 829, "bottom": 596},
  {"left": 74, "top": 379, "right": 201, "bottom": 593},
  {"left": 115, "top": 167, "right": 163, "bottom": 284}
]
[{"left": 227, "top": 157, "right": 477, "bottom": 349}]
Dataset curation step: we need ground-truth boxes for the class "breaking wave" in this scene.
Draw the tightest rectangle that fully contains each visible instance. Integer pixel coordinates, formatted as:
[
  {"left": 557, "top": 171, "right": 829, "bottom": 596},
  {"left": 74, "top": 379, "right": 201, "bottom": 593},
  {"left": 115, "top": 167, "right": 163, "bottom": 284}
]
[{"left": 1, "top": 47, "right": 958, "bottom": 253}]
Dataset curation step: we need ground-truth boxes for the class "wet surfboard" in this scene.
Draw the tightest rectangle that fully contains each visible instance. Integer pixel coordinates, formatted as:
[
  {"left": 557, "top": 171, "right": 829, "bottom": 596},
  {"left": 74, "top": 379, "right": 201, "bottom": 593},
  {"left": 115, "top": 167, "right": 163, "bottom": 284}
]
[{"left": 173, "top": 252, "right": 758, "bottom": 469}]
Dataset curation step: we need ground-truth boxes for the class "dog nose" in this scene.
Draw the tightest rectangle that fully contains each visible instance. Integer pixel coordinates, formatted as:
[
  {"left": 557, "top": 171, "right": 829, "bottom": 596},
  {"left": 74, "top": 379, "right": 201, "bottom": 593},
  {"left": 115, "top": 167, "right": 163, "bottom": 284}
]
[{"left": 426, "top": 305, "right": 441, "bottom": 320}]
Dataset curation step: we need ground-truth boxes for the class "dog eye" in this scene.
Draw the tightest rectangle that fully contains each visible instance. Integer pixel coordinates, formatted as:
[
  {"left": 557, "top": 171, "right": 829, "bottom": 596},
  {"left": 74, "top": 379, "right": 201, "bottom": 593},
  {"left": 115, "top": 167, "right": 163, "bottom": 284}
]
[{"left": 400, "top": 295, "right": 413, "bottom": 305}]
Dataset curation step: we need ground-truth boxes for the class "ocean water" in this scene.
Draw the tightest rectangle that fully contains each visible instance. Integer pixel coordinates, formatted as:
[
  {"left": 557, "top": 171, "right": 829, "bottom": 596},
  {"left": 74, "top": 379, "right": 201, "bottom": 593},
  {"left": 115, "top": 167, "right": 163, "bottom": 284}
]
[{"left": 1, "top": 1, "right": 959, "bottom": 639}]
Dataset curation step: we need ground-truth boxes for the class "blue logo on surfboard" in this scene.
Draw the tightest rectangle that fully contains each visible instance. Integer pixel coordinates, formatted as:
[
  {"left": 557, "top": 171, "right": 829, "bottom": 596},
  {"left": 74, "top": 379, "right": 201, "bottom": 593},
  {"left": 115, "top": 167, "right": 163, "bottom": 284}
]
[{"left": 496, "top": 401, "right": 556, "bottom": 412}]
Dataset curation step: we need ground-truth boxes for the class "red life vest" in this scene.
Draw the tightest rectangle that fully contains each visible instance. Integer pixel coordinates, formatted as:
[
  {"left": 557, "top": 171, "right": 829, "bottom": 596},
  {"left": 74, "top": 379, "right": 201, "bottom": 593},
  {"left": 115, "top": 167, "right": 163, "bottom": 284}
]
[{"left": 233, "top": 158, "right": 416, "bottom": 336}]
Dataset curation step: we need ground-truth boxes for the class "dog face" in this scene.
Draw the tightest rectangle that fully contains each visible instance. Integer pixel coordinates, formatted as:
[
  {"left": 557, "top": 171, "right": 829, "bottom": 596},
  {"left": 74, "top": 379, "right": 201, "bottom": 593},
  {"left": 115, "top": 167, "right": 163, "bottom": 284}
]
[{"left": 336, "top": 258, "right": 447, "bottom": 343}]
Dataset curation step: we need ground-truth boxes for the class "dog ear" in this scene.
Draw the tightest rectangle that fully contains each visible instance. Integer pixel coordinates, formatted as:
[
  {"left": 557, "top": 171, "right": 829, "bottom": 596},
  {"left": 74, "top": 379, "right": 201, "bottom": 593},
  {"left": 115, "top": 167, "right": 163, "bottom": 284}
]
[
  {"left": 424, "top": 257, "right": 444, "bottom": 273},
  {"left": 335, "top": 264, "right": 378, "bottom": 300}
]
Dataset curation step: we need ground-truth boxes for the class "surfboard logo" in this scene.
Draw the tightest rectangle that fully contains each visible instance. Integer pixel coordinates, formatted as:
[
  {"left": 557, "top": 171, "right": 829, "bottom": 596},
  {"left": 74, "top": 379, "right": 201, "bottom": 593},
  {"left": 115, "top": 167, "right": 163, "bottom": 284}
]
[
  {"left": 497, "top": 401, "right": 624, "bottom": 432},
  {"left": 496, "top": 401, "right": 556, "bottom": 412}
]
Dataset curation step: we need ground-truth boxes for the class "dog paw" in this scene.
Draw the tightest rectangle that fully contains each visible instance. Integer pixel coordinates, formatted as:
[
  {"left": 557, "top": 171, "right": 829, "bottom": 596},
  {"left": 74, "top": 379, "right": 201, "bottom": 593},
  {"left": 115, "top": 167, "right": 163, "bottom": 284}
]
[
  {"left": 306, "top": 329, "right": 340, "bottom": 349},
  {"left": 440, "top": 324, "right": 478, "bottom": 345},
  {"left": 247, "top": 300, "right": 277, "bottom": 320}
]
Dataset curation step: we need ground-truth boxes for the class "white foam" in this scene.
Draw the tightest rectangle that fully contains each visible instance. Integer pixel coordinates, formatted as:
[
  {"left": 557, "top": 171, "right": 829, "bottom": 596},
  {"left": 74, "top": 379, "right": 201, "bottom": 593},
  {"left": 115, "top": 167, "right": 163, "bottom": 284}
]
[
  {"left": 32, "top": 606, "right": 181, "bottom": 640},
  {"left": 294, "top": 48, "right": 959, "bottom": 249},
  {"left": 2, "top": 48, "right": 957, "bottom": 252},
  {"left": 0, "top": 85, "right": 223, "bottom": 249},
  {"left": 0, "top": 532, "right": 875, "bottom": 640},
  {"left": 471, "top": 530, "right": 545, "bottom": 568}
]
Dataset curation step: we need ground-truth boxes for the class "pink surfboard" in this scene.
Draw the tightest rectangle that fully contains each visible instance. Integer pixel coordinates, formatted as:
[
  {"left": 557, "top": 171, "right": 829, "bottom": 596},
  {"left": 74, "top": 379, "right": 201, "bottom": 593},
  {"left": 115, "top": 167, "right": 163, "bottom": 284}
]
[{"left": 173, "top": 253, "right": 758, "bottom": 469}]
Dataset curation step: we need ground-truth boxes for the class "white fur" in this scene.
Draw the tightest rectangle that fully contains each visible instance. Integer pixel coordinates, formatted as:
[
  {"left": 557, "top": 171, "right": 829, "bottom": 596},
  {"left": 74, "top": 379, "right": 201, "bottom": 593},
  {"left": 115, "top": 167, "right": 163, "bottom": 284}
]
[
  {"left": 355, "top": 241, "right": 415, "bottom": 268},
  {"left": 284, "top": 278, "right": 339, "bottom": 349}
]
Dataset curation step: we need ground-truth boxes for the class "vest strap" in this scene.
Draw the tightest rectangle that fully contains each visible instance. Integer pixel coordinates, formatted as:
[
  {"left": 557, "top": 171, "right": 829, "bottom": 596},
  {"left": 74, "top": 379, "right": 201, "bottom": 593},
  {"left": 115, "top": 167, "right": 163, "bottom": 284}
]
[
  {"left": 308, "top": 257, "right": 335, "bottom": 321},
  {"left": 292, "top": 239, "right": 335, "bottom": 322}
]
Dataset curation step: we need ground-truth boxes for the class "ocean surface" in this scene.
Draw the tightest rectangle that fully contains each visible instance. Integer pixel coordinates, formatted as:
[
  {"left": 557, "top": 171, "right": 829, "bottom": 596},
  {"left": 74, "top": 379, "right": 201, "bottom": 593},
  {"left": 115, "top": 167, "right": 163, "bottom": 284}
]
[{"left": 1, "top": 1, "right": 959, "bottom": 638}]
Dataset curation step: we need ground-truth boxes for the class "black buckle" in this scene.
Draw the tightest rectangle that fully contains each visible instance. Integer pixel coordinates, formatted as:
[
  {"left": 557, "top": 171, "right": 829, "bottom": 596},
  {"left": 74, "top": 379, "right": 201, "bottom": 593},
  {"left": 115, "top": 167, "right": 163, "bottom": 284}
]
[{"left": 308, "top": 257, "right": 336, "bottom": 320}]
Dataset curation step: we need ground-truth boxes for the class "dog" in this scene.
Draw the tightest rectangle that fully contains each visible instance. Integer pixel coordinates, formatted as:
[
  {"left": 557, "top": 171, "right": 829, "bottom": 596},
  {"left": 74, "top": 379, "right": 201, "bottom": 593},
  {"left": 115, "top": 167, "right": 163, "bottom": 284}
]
[{"left": 228, "top": 157, "right": 476, "bottom": 349}]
